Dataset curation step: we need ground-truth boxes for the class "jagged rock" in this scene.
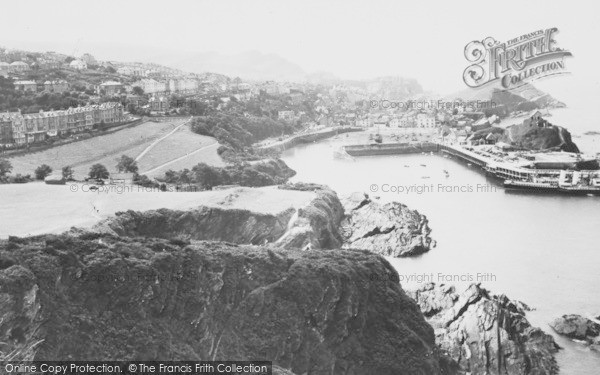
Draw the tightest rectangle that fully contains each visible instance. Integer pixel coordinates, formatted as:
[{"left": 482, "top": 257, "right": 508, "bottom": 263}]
[
  {"left": 93, "top": 206, "right": 296, "bottom": 245},
  {"left": 549, "top": 314, "right": 600, "bottom": 350},
  {"left": 274, "top": 188, "right": 344, "bottom": 249},
  {"left": 501, "top": 121, "right": 580, "bottom": 153},
  {"left": 340, "top": 193, "right": 433, "bottom": 257},
  {"left": 409, "top": 283, "right": 559, "bottom": 375},
  {"left": 0, "top": 234, "right": 449, "bottom": 374},
  {"left": 92, "top": 187, "right": 344, "bottom": 250}
]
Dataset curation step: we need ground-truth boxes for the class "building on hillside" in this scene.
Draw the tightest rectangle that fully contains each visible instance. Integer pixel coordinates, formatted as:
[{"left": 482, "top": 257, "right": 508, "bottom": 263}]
[
  {"left": 44, "top": 80, "right": 69, "bottom": 93},
  {"left": 0, "top": 62, "right": 9, "bottom": 77},
  {"left": 14, "top": 80, "right": 37, "bottom": 92},
  {"left": 9, "top": 61, "right": 30, "bottom": 73},
  {"left": 97, "top": 81, "right": 123, "bottom": 96},
  {"left": 149, "top": 96, "right": 170, "bottom": 113},
  {"left": 1, "top": 102, "right": 124, "bottom": 146},
  {"left": 416, "top": 113, "right": 436, "bottom": 128},
  {"left": 168, "top": 78, "right": 198, "bottom": 94},
  {"left": 69, "top": 59, "right": 87, "bottom": 70},
  {"left": 133, "top": 78, "right": 167, "bottom": 94},
  {"left": 39, "top": 59, "right": 61, "bottom": 69},
  {"left": 117, "top": 66, "right": 146, "bottom": 77},
  {"left": 0, "top": 116, "right": 14, "bottom": 145},
  {"left": 278, "top": 110, "right": 295, "bottom": 122}
]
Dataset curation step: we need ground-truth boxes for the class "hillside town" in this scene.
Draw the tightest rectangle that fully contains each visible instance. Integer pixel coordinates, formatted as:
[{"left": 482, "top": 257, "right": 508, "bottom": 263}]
[{"left": 0, "top": 46, "right": 538, "bottom": 152}]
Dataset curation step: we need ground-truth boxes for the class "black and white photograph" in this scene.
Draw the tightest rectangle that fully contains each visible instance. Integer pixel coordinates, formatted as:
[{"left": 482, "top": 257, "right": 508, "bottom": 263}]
[{"left": 0, "top": 1, "right": 599, "bottom": 374}]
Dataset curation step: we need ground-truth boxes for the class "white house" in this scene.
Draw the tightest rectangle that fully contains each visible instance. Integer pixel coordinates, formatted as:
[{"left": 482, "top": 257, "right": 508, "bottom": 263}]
[{"left": 69, "top": 60, "right": 87, "bottom": 70}]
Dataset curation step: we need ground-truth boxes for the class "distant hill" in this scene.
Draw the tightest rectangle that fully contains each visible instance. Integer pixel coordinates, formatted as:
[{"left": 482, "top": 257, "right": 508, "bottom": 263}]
[
  {"left": 169, "top": 50, "right": 307, "bottom": 82},
  {"left": 447, "top": 82, "right": 565, "bottom": 117}
]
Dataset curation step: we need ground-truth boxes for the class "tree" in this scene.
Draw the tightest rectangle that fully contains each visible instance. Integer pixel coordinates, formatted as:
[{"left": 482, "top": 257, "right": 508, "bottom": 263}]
[
  {"left": 116, "top": 155, "right": 138, "bottom": 174},
  {"left": 192, "top": 163, "right": 222, "bottom": 190},
  {"left": 0, "top": 158, "right": 12, "bottom": 178},
  {"left": 34, "top": 164, "right": 53, "bottom": 180},
  {"left": 132, "top": 86, "right": 144, "bottom": 96},
  {"left": 62, "top": 166, "right": 74, "bottom": 181},
  {"left": 89, "top": 164, "right": 109, "bottom": 179}
]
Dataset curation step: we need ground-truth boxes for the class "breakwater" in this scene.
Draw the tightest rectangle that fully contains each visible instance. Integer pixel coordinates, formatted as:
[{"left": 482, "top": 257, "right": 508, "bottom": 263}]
[
  {"left": 259, "top": 126, "right": 363, "bottom": 152},
  {"left": 343, "top": 142, "right": 439, "bottom": 157},
  {"left": 342, "top": 142, "right": 489, "bottom": 169}
]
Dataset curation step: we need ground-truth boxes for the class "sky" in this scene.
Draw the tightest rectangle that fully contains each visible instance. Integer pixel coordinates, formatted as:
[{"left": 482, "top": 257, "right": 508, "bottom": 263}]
[{"left": 2, "top": 0, "right": 600, "bottom": 97}]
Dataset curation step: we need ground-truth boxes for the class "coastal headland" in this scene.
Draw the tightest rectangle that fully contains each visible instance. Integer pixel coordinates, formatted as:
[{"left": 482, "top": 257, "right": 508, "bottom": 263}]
[{"left": 0, "top": 182, "right": 562, "bottom": 374}]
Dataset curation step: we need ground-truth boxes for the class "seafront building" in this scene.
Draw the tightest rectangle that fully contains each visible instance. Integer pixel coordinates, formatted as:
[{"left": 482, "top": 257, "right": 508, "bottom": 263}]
[{"left": 0, "top": 102, "right": 125, "bottom": 146}]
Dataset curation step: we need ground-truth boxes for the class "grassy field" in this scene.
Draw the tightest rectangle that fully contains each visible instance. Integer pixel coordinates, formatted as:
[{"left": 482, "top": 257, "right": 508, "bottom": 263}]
[
  {"left": 7, "top": 118, "right": 224, "bottom": 179},
  {"left": 137, "top": 125, "right": 226, "bottom": 177}
]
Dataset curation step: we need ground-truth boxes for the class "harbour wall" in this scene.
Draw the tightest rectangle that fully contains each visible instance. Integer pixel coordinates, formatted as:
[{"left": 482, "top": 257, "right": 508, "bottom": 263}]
[
  {"left": 259, "top": 126, "right": 364, "bottom": 152},
  {"left": 343, "top": 142, "right": 439, "bottom": 157}
]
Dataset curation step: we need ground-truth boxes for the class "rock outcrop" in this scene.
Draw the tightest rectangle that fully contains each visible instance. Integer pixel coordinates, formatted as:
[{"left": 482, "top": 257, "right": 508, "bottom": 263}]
[
  {"left": 340, "top": 193, "right": 433, "bottom": 257},
  {"left": 0, "top": 234, "right": 450, "bottom": 374},
  {"left": 501, "top": 121, "right": 580, "bottom": 153},
  {"left": 549, "top": 314, "right": 600, "bottom": 350},
  {"left": 274, "top": 187, "right": 344, "bottom": 249},
  {"left": 408, "top": 283, "right": 559, "bottom": 375},
  {"left": 91, "top": 187, "right": 433, "bottom": 257},
  {"left": 93, "top": 186, "right": 344, "bottom": 250}
]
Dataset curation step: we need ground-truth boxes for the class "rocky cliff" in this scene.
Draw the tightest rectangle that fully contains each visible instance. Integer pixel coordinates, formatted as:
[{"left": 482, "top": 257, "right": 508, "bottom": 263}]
[
  {"left": 409, "top": 283, "right": 559, "bottom": 375},
  {"left": 0, "top": 234, "right": 451, "bottom": 374},
  {"left": 92, "top": 187, "right": 432, "bottom": 258},
  {"left": 340, "top": 193, "right": 433, "bottom": 257},
  {"left": 501, "top": 121, "right": 580, "bottom": 153},
  {"left": 93, "top": 186, "right": 345, "bottom": 250}
]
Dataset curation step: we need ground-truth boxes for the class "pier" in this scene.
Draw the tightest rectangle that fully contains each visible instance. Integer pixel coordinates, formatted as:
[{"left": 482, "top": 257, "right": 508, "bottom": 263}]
[
  {"left": 341, "top": 141, "right": 600, "bottom": 183},
  {"left": 437, "top": 144, "right": 487, "bottom": 168}
]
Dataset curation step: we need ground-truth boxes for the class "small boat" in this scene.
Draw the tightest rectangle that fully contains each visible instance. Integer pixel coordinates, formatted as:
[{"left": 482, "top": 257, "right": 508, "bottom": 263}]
[
  {"left": 422, "top": 176, "right": 430, "bottom": 179},
  {"left": 404, "top": 165, "right": 410, "bottom": 168},
  {"left": 420, "top": 164, "right": 427, "bottom": 167}
]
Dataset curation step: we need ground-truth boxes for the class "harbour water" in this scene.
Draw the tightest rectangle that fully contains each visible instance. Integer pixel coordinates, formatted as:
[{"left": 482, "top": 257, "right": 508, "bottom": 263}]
[{"left": 281, "top": 128, "right": 600, "bottom": 374}]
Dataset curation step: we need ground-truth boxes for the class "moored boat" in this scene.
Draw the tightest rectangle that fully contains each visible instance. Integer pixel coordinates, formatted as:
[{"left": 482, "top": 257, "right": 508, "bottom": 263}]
[{"left": 503, "top": 179, "right": 558, "bottom": 193}]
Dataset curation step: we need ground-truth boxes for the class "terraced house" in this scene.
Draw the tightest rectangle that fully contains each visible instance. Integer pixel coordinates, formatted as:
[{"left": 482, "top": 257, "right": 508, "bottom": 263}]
[{"left": 0, "top": 102, "right": 124, "bottom": 146}]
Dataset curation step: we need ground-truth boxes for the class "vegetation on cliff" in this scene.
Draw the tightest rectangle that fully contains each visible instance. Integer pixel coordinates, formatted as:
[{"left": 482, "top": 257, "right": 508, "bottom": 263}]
[
  {"left": 190, "top": 114, "right": 302, "bottom": 161},
  {"left": 161, "top": 159, "right": 296, "bottom": 189},
  {"left": 0, "top": 234, "right": 450, "bottom": 374}
]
